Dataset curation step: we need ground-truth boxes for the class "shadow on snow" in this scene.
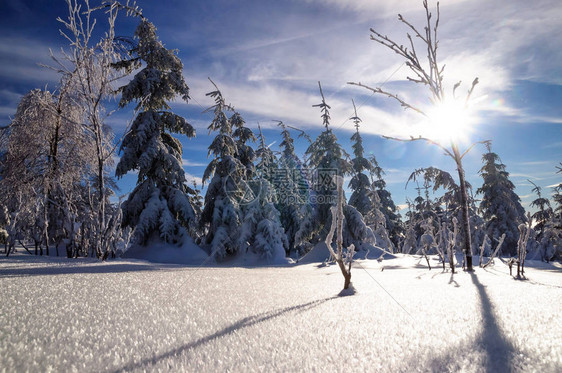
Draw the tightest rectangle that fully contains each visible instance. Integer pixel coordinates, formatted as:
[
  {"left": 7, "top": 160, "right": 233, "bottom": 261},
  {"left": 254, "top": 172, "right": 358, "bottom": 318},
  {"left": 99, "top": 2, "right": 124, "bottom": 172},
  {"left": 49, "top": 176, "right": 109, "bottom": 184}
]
[{"left": 112, "top": 296, "right": 337, "bottom": 372}]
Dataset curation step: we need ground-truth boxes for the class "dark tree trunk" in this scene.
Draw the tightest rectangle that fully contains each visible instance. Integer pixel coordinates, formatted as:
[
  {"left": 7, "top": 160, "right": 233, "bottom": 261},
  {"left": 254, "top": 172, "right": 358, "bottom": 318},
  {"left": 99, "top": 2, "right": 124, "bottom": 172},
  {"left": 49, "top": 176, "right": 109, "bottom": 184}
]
[
  {"left": 453, "top": 145, "right": 473, "bottom": 272},
  {"left": 423, "top": 248, "right": 431, "bottom": 270},
  {"left": 335, "top": 259, "right": 352, "bottom": 289}
]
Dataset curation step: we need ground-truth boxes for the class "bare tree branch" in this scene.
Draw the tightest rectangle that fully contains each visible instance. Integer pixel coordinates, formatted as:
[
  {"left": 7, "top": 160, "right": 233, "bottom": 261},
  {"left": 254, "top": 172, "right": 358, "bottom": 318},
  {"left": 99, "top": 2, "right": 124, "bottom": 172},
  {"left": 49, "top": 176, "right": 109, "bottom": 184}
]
[
  {"left": 347, "top": 82, "right": 427, "bottom": 116},
  {"left": 460, "top": 140, "right": 490, "bottom": 160},
  {"left": 382, "top": 134, "right": 455, "bottom": 159}
]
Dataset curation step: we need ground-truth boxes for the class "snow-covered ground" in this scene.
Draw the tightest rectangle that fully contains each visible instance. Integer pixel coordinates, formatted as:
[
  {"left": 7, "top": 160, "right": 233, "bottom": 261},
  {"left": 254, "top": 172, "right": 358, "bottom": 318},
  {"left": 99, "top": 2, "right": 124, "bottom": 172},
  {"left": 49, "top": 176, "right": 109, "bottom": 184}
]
[{"left": 1, "top": 253, "right": 561, "bottom": 372}]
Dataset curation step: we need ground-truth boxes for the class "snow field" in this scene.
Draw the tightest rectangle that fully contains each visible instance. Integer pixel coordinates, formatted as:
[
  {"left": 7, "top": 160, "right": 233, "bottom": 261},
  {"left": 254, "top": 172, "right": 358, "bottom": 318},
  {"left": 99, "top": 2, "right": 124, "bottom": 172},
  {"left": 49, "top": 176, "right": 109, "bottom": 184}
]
[{"left": 1, "top": 254, "right": 561, "bottom": 372}]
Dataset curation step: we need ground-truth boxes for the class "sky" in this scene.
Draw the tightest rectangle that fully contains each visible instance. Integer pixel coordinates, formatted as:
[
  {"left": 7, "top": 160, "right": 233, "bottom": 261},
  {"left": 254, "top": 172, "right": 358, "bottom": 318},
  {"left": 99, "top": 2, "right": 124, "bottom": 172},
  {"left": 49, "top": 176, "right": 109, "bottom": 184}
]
[{"left": 0, "top": 0, "right": 561, "bottom": 214}]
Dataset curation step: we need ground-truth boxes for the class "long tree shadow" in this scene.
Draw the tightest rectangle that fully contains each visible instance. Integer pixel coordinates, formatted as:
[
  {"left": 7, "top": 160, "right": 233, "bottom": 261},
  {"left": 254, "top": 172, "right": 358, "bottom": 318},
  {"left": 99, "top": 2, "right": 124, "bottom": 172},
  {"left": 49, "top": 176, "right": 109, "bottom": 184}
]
[
  {"left": 401, "top": 272, "right": 518, "bottom": 372},
  {"left": 469, "top": 272, "right": 516, "bottom": 372},
  {"left": 112, "top": 296, "right": 337, "bottom": 373}
]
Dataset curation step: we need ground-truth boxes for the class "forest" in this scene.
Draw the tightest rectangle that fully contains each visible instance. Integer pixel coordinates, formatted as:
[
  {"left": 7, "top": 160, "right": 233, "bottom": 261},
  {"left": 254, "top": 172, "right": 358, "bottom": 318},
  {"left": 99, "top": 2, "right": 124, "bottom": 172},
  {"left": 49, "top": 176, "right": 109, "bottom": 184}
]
[
  {"left": 0, "top": 0, "right": 561, "bottom": 272},
  {"left": 2, "top": 1, "right": 562, "bottom": 371}
]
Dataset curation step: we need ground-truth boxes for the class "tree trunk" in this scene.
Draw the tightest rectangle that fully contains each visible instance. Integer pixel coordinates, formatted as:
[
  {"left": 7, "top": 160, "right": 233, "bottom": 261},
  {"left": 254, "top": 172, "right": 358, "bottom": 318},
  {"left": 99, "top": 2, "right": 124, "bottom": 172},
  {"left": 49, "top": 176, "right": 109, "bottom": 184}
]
[
  {"left": 449, "top": 248, "right": 455, "bottom": 274},
  {"left": 422, "top": 246, "right": 431, "bottom": 270},
  {"left": 343, "top": 269, "right": 351, "bottom": 290},
  {"left": 453, "top": 146, "right": 473, "bottom": 272}
]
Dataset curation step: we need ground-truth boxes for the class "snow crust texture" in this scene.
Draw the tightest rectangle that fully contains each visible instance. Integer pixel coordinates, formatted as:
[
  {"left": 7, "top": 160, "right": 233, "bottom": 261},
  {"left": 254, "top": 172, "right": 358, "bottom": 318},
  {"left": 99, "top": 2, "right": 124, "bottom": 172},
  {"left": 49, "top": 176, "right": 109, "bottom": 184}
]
[{"left": 1, "top": 254, "right": 561, "bottom": 372}]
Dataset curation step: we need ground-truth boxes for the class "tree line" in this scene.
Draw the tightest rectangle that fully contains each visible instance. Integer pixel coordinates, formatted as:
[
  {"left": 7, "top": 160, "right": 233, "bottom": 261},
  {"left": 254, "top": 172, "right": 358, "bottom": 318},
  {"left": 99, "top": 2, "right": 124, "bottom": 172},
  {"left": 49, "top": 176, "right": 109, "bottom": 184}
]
[{"left": 0, "top": 0, "right": 560, "bottom": 266}]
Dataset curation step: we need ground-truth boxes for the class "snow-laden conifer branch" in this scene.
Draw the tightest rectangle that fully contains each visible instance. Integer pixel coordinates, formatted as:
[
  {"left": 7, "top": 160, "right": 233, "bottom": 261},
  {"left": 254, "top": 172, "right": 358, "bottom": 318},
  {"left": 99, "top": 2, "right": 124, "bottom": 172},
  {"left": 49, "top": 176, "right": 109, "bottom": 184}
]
[
  {"left": 312, "top": 81, "right": 332, "bottom": 129},
  {"left": 406, "top": 167, "right": 457, "bottom": 193}
]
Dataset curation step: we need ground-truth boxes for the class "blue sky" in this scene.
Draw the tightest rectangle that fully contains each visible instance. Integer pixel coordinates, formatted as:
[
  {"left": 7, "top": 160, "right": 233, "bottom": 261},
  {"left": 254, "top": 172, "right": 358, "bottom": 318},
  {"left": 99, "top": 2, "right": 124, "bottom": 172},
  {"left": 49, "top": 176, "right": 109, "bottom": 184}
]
[{"left": 1, "top": 0, "right": 561, "bottom": 213}]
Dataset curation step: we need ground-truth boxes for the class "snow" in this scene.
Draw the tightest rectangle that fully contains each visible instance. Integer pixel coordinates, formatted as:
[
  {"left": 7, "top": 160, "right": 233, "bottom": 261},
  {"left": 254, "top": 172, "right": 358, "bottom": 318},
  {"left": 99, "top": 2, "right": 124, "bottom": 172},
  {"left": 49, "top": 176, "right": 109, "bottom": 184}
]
[
  {"left": 1, "top": 252, "right": 561, "bottom": 372},
  {"left": 122, "top": 236, "right": 210, "bottom": 265}
]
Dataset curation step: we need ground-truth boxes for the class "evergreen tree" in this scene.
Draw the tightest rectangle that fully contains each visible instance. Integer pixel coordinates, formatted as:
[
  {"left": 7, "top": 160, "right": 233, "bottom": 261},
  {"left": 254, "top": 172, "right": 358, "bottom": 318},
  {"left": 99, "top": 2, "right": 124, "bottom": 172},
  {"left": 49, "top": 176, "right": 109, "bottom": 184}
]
[
  {"left": 348, "top": 100, "right": 374, "bottom": 217},
  {"left": 369, "top": 157, "right": 403, "bottom": 247},
  {"left": 528, "top": 180, "right": 553, "bottom": 241},
  {"left": 237, "top": 127, "right": 288, "bottom": 261},
  {"left": 552, "top": 163, "right": 562, "bottom": 221},
  {"left": 116, "top": 19, "right": 196, "bottom": 245},
  {"left": 275, "top": 121, "right": 309, "bottom": 254},
  {"left": 305, "top": 82, "right": 351, "bottom": 237},
  {"left": 345, "top": 100, "right": 385, "bottom": 250},
  {"left": 200, "top": 80, "right": 248, "bottom": 259},
  {"left": 477, "top": 144, "right": 526, "bottom": 255},
  {"left": 537, "top": 164, "right": 562, "bottom": 261}
]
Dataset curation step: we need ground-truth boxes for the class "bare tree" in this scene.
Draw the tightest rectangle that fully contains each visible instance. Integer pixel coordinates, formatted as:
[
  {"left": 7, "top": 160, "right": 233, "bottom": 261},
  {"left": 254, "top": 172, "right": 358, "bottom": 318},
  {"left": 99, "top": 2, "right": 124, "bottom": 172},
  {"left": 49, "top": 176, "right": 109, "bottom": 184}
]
[
  {"left": 349, "top": 0, "right": 487, "bottom": 271},
  {"left": 325, "top": 176, "right": 355, "bottom": 290},
  {"left": 54, "top": 0, "right": 125, "bottom": 258}
]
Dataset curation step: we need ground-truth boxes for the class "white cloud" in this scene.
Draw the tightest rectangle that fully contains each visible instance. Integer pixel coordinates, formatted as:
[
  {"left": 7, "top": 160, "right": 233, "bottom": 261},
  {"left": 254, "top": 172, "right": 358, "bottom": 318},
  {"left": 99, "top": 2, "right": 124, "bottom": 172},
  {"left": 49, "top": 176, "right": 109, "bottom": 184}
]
[
  {"left": 185, "top": 172, "right": 203, "bottom": 187},
  {"left": 0, "top": 37, "right": 61, "bottom": 84},
  {"left": 515, "top": 160, "right": 554, "bottom": 167},
  {"left": 177, "top": 0, "right": 562, "bottom": 137},
  {"left": 381, "top": 167, "right": 413, "bottom": 186},
  {"left": 396, "top": 203, "right": 409, "bottom": 211},
  {"left": 182, "top": 159, "right": 206, "bottom": 167},
  {"left": 303, "top": 0, "right": 470, "bottom": 18}
]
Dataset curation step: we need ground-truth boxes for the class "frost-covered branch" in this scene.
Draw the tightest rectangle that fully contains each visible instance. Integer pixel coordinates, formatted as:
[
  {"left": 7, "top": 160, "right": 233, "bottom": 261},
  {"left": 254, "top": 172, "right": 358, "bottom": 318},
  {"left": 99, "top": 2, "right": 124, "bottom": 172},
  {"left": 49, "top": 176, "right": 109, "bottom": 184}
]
[
  {"left": 325, "top": 176, "right": 354, "bottom": 290},
  {"left": 482, "top": 233, "right": 506, "bottom": 268}
]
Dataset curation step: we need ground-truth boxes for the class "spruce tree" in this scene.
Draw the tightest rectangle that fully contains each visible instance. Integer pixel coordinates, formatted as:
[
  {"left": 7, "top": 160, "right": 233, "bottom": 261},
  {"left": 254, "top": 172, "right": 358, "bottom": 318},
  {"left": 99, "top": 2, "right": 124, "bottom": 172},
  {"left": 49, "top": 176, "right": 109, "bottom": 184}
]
[
  {"left": 477, "top": 144, "right": 526, "bottom": 255},
  {"left": 552, "top": 163, "right": 562, "bottom": 221},
  {"left": 537, "top": 165, "right": 562, "bottom": 261},
  {"left": 200, "top": 80, "right": 248, "bottom": 259},
  {"left": 275, "top": 121, "right": 308, "bottom": 253},
  {"left": 372, "top": 177, "right": 403, "bottom": 247},
  {"left": 237, "top": 126, "right": 288, "bottom": 261},
  {"left": 305, "top": 82, "right": 351, "bottom": 236},
  {"left": 116, "top": 19, "right": 196, "bottom": 245},
  {"left": 528, "top": 180, "right": 553, "bottom": 241},
  {"left": 348, "top": 100, "right": 374, "bottom": 217}
]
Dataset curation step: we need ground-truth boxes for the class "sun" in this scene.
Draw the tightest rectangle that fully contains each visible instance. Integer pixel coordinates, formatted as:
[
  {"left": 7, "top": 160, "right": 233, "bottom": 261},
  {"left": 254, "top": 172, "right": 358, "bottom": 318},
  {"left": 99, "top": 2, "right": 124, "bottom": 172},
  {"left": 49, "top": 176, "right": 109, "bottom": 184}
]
[{"left": 423, "top": 99, "right": 476, "bottom": 145}]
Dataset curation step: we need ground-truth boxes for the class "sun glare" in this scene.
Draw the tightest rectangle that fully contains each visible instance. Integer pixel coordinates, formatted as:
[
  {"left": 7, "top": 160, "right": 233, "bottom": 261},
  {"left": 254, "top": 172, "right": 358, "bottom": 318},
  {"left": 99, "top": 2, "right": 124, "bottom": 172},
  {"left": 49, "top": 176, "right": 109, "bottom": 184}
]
[{"left": 423, "top": 99, "right": 476, "bottom": 145}]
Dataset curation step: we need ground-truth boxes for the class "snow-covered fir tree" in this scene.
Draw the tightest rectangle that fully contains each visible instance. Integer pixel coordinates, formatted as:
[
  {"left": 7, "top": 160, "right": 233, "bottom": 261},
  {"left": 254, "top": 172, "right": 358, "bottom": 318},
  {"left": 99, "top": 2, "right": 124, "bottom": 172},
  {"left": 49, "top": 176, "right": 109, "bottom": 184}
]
[
  {"left": 345, "top": 101, "right": 381, "bottom": 250},
  {"left": 371, "top": 164, "right": 403, "bottom": 247},
  {"left": 275, "top": 121, "right": 309, "bottom": 254},
  {"left": 232, "top": 113, "right": 256, "bottom": 180},
  {"left": 115, "top": 19, "right": 196, "bottom": 245},
  {"left": 200, "top": 81, "right": 248, "bottom": 259},
  {"left": 237, "top": 127, "right": 288, "bottom": 261},
  {"left": 552, "top": 163, "right": 562, "bottom": 222},
  {"left": 304, "top": 82, "right": 351, "bottom": 238},
  {"left": 477, "top": 144, "right": 526, "bottom": 255},
  {"left": 348, "top": 100, "right": 374, "bottom": 217},
  {"left": 528, "top": 180, "right": 552, "bottom": 242},
  {"left": 536, "top": 165, "right": 562, "bottom": 261}
]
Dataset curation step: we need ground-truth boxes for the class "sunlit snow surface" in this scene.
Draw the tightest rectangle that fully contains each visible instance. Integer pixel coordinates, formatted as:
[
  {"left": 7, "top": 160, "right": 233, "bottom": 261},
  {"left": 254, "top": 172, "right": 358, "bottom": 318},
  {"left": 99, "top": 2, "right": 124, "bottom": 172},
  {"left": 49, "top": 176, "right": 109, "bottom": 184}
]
[{"left": 1, "top": 253, "right": 561, "bottom": 372}]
